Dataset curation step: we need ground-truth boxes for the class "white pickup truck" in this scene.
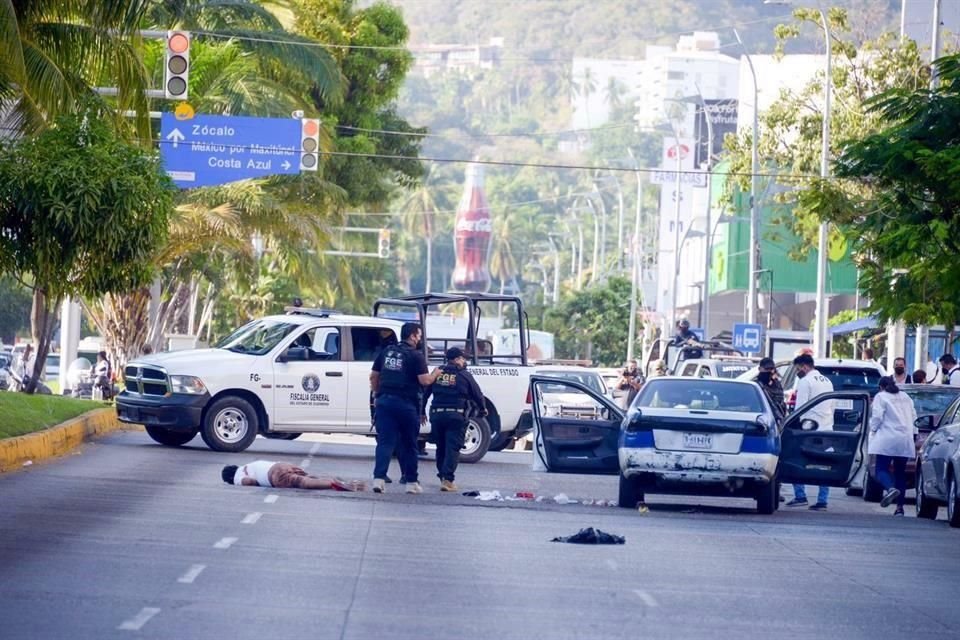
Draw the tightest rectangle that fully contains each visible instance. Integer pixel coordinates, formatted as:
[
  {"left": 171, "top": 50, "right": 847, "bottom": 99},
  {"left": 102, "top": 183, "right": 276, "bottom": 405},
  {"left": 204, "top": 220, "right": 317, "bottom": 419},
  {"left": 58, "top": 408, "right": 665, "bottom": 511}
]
[{"left": 116, "top": 293, "right": 538, "bottom": 463}]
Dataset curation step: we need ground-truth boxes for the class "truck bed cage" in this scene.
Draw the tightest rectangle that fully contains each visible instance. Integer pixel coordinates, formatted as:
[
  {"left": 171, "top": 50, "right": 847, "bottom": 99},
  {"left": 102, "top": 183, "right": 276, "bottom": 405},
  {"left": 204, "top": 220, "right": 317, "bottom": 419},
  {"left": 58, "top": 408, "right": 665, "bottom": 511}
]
[{"left": 372, "top": 291, "right": 530, "bottom": 367}]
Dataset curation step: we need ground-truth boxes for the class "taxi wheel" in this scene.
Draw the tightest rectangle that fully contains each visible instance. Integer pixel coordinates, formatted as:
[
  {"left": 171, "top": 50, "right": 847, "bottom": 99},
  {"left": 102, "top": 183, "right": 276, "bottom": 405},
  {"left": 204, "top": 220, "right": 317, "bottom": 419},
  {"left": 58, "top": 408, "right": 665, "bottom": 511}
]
[
  {"left": 145, "top": 425, "right": 198, "bottom": 447},
  {"left": 916, "top": 467, "right": 938, "bottom": 520},
  {"left": 756, "top": 479, "right": 777, "bottom": 515},
  {"left": 618, "top": 473, "right": 644, "bottom": 508},
  {"left": 459, "top": 417, "right": 491, "bottom": 464},
  {"left": 201, "top": 396, "right": 259, "bottom": 453}
]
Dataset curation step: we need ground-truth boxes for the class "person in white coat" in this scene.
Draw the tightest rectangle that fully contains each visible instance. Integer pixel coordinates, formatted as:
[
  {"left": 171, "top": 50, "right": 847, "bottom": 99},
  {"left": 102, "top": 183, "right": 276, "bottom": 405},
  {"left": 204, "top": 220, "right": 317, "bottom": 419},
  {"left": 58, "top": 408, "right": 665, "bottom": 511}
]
[
  {"left": 787, "top": 353, "right": 835, "bottom": 510},
  {"left": 868, "top": 376, "right": 918, "bottom": 516}
]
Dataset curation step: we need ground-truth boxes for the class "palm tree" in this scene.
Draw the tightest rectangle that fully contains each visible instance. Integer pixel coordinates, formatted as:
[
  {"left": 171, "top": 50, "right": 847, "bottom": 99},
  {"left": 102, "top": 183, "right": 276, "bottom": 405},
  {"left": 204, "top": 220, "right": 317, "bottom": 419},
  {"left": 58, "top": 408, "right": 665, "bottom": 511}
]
[
  {"left": 578, "top": 66, "right": 598, "bottom": 128},
  {"left": 0, "top": 1, "right": 153, "bottom": 142},
  {"left": 399, "top": 169, "right": 444, "bottom": 292},
  {"left": 604, "top": 76, "right": 626, "bottom": 111}
]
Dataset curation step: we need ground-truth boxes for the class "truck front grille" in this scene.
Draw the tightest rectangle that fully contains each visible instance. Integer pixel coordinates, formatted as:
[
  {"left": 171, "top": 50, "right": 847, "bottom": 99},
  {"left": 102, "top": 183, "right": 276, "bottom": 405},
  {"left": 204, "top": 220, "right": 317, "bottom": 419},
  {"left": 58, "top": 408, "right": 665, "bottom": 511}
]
[{"left": 124, "top": 365, "right": 169, "bottom": 396}]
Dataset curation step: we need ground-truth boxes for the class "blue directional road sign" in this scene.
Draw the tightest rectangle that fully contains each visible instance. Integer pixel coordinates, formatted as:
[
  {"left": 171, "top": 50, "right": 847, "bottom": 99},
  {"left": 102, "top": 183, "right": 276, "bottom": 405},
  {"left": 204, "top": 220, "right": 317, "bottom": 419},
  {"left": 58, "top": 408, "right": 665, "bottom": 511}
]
[
  {"left": 160, "top": 113, "right": 301, "bottom": 188},
  {"left": 732, "top": 323, "right": 763, "bottom": 354}
]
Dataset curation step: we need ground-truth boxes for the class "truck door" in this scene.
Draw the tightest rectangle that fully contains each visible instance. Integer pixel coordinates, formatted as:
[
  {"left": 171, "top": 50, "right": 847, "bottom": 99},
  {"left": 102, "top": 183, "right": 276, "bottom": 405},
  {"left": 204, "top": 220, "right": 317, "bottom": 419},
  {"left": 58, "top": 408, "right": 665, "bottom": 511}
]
[
  {"left": 344, "top": 326, "right": 397, "bottom": 430},
  {"left": 273, "top": 327, "right": 348, "bottom": 429}
]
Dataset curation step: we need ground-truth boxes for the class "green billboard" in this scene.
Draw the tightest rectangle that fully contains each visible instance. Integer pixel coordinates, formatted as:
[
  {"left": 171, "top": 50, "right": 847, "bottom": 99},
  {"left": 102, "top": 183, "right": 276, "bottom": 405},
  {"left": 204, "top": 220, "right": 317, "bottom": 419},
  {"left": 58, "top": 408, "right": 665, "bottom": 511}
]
[{"left": 708, "top": 163, "right": 857, "bottom": 296}]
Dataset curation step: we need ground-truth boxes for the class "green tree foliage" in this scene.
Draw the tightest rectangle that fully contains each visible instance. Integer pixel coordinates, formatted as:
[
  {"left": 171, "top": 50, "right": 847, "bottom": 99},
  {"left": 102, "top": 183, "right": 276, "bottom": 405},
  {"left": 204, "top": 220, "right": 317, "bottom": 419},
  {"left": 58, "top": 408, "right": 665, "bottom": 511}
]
[
  {"left": 544, "top": 276, "right": 634, "bottom": 366},
  {"left": 801, "top": 54, "right": 960, "bottom": 328},
  {"left": 723, "top": 9, "right": 928, "bottom": 255},
  {"left": 0, "top": 0, "right": 153, "bottom": 138},
  {"left": 0, "top": 109, "right": 173, "bottom": 390},
  {"left": 296, "top": 0, "right": 426, "bottom": 206},
  {"left": 0, "top": 276, "right": 32, "bottom": 345}
]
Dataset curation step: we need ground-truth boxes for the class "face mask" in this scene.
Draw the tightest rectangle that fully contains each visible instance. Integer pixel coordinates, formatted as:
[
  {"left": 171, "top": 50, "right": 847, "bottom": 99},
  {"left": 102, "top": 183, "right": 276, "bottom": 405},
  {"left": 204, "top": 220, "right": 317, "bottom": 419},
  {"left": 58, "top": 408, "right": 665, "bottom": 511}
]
[
  {"left": 757, "top": 371, "right": 772, "bottom": 385},
  {"left": 894, "top": 367, "right": 905, "bottom": 375},
  {"left": 943, "top": 368, "right": 951, "bottom": 376},
  {"left": 796, "top": 369, "right": 807, "bottom": 379}
]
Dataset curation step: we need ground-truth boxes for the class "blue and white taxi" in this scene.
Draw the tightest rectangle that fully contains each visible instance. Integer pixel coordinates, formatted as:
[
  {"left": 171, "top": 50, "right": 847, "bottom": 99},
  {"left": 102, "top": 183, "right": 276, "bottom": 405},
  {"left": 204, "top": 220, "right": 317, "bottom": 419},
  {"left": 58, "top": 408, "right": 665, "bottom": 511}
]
[{"left": 529, "top": 376, "right": 869, "bottom": 513}]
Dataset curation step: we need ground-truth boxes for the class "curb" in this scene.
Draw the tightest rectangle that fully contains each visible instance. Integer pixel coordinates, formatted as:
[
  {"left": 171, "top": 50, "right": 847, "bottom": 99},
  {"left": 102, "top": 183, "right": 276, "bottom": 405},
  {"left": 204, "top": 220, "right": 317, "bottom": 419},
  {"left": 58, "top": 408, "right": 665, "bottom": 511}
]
[{"left": 0, "top": 408, "right": 142, "bottom": 473}]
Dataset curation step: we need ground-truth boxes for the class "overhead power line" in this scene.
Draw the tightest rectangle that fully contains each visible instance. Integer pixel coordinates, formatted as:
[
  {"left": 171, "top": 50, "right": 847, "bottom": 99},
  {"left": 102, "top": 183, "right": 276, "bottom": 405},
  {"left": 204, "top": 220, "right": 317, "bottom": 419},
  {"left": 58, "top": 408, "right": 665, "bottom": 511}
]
[
  {"left": 335, "top": 122, "right": 636, "bottom": 139},
  {"left": 191, "top": 13, "right": 794, "bottom": 63}
]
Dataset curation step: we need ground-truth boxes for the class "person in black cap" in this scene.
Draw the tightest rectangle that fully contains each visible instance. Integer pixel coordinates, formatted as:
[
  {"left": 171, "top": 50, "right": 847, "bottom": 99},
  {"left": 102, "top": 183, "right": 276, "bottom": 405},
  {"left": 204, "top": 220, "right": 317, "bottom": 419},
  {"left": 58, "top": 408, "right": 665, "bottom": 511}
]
[{"left": 423, "top": 346, "right": 486, "bottom": 492}]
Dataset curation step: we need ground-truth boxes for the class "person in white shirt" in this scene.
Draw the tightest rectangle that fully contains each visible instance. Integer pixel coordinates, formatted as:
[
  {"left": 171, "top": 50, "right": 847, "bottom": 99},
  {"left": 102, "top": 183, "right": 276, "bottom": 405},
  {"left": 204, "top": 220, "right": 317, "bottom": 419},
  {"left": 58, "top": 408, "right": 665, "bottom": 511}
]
[
  {"left": 221, "top": 460, "right": 366, "bottom": 491},
  {"left": 938, "top": 354, "right": 960, "bottom": 386},
  {"left": 786, "top": 353, "right": 835, "bottom": 510},
  {"left": 868, "top": 376, "right": 918, "bottom": 516},
  {"left": 14, "top": 344, "right": 36, "bottom": 382},
  {"left": 891, "top": 357, "right": 913, "bottom": 385}
]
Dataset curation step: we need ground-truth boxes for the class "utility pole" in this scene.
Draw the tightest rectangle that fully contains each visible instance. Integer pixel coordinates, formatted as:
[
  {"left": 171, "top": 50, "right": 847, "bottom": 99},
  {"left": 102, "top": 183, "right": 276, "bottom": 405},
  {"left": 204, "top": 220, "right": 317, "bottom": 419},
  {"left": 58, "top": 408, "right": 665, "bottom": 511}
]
[{"left": 916, "top": 0, "right": 941, "bottom": 373}]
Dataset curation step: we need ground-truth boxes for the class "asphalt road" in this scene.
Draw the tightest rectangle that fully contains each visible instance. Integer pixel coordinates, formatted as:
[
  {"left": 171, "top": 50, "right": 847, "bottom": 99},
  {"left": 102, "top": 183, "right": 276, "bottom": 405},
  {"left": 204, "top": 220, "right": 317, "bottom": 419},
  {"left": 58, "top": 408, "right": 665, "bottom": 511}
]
[{"left": 2, "top": 431, "right": 959, "bottom": 640}]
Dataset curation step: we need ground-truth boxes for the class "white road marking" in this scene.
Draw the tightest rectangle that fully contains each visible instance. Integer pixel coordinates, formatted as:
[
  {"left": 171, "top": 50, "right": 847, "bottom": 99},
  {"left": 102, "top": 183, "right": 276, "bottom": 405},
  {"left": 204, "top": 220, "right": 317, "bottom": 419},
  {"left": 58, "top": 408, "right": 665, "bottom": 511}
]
[
  {"left": 633, "top": 589, "right": 658, "bottom": 607},
  {"left": 310, "top": 442, "right": 322, "bottom": 456},
  {"left": 118, "top": 607, "right": 161, "bottom": 631},
  {"left": 300, "top": 458, "right": 311, "bottom": 468},
  {"left": 264, "top": 494, "right": 278, "bottom": 504},
  {"left": 177, "top": 564, "right": 206, "bottom": 584},
  {"left": 242, "top": 512, "right": 262, "bottom": 525},
  {"left": 213, "top": 537, "right": 238, "bottom": 549},
  {"left": 605, "top": 559, "right": 618, "bottom": 571}
]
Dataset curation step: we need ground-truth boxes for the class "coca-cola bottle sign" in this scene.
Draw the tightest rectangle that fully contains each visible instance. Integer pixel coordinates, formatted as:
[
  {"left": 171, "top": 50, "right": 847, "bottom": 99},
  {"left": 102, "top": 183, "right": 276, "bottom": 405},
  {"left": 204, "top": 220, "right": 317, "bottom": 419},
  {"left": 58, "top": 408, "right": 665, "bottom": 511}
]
[{"left": 452, "top": 163, "right": 493, "bottom": 292}]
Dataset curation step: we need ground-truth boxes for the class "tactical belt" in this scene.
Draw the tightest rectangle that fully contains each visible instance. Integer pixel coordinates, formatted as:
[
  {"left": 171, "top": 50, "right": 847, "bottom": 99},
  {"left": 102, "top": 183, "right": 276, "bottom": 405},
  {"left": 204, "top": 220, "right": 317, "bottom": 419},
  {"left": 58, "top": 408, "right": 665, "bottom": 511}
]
[{"left": 431, "top": 407, "right": 464, "bottom": 414}]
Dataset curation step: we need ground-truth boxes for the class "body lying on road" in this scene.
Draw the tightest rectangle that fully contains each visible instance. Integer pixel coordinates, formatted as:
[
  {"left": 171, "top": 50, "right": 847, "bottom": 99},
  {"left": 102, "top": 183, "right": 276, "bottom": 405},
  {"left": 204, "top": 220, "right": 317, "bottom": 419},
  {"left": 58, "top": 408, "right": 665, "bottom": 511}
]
[{"left": 222, "top": 460, "right": 366, "bottom": 491}]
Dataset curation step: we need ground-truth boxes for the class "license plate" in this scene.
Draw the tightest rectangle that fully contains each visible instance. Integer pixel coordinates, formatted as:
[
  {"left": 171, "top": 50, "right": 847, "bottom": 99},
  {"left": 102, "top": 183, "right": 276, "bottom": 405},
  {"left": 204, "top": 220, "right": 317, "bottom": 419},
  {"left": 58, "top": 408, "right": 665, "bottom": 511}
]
[{"left": 683, "top": 433, "right": 714, "bottom": 450}]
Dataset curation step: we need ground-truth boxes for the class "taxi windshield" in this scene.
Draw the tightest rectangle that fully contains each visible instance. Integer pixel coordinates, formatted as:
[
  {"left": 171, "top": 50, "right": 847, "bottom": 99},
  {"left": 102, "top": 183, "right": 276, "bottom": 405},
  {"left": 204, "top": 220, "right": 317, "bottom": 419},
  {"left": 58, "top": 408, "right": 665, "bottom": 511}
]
[
  {"left": 216, "top": 319, "right": 298, "bottom": 355},
  {"left": 636, "top": 379, "right": 765, "bottom": 413}
]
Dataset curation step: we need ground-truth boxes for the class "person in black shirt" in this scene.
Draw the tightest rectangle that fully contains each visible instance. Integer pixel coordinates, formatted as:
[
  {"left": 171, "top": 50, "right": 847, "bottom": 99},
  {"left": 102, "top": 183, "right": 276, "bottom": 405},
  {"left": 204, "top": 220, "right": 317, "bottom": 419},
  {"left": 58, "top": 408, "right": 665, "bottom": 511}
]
[
  {"left": 757, "top": 357, "right": 786, "bottom": 423},
  {"left": 423, "top": 347, "right": 486, "bottom": 492},
  {"left": 671, "top": 318, "right": 698, "bottom": 346},
  {"left": 370, "top": 323, "right": 440, "bottom": 494},
  {"left": 617, "top": 359, "right": 643, "bottom": 408}
]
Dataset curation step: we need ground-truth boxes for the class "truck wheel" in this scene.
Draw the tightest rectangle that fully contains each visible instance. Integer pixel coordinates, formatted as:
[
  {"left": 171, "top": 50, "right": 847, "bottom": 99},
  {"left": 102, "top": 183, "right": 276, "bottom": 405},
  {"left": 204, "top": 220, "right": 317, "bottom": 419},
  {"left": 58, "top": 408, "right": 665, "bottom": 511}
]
[
  {"left": 201, "top": 396, "right": 259, "bottom": 452},
  {"left": 262, "top": 432, "right": 302, "bottom": 441},
  {"left": 459, "top": 416, "right": 491, "bottom": 464},
  {"left": 618, "top": 473, "right": 644, "bottom": 508},
  {"left": 488, "top": 432, "right": 513, "bottom": 452},
  {"left": 145, "top": 425, "right": 198, "bottom": 447}
]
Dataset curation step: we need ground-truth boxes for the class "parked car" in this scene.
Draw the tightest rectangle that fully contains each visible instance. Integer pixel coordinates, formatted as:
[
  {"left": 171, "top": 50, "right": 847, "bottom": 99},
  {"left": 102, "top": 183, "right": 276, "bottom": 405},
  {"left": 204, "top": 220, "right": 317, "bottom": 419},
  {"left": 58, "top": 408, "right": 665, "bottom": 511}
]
[
  {"left": 856, "top": 385, "right": 960, "bottom": 502},
  {"left": 529, "top": 375, "right": 869, "bottom": 513},
  {"left": 676, "top": 357, "right": 759, "bottom": 380},
  {"left": 916, "top": 394, "right": 960, "bottom": 526},
  {"left": 45, "top": 353, "right": 60, "bottom": 382}
]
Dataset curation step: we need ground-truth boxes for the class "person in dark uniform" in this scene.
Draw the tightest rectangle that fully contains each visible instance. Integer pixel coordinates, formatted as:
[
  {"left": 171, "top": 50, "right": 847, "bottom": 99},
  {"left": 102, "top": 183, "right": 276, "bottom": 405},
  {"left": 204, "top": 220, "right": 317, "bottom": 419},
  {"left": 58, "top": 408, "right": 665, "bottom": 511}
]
[
  {"left": 671, "top": 318, "right": 698, "bottom": 346},
  {"left": 757, "top": 357, "right": 786, "bottom": 423},
  {"left": 423, "top": 347, "right": 486, "bottom": 492},
  {"left": 370, "top": 323, "right": 440, "bottom": 494}
]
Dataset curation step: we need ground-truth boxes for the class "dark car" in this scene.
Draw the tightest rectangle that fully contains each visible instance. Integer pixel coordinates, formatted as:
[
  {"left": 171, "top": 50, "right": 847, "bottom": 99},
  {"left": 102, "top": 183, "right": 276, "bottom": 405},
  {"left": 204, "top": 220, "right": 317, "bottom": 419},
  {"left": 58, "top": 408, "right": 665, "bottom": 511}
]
[
  {"left": 860, "top": 385, "right": 960, "bottom": 502},
  {"left": 916, "top": 394, "right": 960, "bottom": 526}
]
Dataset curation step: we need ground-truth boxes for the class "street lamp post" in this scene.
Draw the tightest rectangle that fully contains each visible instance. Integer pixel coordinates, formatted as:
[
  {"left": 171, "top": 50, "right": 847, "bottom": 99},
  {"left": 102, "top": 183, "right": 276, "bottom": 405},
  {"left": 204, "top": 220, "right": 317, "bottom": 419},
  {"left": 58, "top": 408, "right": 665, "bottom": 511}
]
[
  {"left": 626, "top": 148, "right": 645, "bottom": 362},
  {"left": 668, "top": 124, "right": 683, "bottom": 331},
  {"left": 690, "top": 283, "right": 704, "bottom": 328},
  {"left": 766, "top": 0, "right": 832, "bottom": 358},
  {"left": 733, "top": 28, "right": 761, "bottom": 327}
]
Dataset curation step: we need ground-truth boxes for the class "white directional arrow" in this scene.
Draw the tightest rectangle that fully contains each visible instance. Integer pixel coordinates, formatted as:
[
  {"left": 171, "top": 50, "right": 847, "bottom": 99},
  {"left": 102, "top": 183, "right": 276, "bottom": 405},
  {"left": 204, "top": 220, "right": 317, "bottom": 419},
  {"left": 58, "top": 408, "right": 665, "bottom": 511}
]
[
  {"left": 166, "top": 128, "right": 185, "bottom": 148},
  {"left": 281, "top": 160, "right": 291, "bottom": 170}
]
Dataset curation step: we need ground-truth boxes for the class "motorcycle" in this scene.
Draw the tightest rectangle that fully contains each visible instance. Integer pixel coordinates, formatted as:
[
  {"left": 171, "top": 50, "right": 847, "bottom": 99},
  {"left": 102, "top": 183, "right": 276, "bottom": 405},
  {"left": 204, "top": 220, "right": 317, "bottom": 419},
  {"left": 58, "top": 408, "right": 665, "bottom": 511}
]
[{"left": 4, "top": 366, "right": 52, "bottom": 394}]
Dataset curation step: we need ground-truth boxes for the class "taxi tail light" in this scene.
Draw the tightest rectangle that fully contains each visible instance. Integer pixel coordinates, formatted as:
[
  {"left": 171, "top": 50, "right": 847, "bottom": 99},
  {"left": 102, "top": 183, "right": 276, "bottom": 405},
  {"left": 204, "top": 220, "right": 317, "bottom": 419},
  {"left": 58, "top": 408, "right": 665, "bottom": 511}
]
[
  {"left": 525, "top": 384, "right": 532, "bottom": 404},
  {"left": 624, "top": 409, "right": 644, "bottom": 432}
]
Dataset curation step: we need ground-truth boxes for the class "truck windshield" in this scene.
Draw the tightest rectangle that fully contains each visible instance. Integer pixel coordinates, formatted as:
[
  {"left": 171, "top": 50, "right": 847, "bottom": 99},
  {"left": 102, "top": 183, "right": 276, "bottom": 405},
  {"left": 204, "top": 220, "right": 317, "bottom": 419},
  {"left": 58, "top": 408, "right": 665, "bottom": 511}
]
[{"left": 217, "top": 320, "right": 298, "bottom": 355}]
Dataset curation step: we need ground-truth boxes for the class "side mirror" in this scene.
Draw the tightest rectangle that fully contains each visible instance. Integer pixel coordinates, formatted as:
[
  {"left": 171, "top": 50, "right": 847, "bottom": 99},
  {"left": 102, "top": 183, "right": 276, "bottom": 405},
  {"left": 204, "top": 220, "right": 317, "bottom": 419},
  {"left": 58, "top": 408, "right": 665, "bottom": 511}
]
[
  {"left": 280, "top": 346, "right": 310, "bottom": 363},
  {"left": 915, "top": 414, "right": 935, "bottom": 431},
  {"left": 800, "top": 419, "right": 819, "bottom": 432}
]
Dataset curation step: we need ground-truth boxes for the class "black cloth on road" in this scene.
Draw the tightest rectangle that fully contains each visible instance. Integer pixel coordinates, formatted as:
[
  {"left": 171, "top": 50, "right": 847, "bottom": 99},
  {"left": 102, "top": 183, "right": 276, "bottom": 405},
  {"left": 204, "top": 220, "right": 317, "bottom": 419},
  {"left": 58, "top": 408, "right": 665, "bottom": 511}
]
[{"left": 551, "top": 528, "right": 626, "bottom": 545}]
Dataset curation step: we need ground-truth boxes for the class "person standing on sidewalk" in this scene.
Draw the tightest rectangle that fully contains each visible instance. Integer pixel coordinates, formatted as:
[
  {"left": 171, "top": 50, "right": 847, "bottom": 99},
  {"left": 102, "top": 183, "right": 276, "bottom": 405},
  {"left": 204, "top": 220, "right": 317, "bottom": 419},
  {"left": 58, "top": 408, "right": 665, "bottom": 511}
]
[
  {"left": 370, "top": 323, "right": 440, "bottom": 495},
  {"left": 423, "top": 347, "right": 486, "bottom": 492},
  {"left": 868, "top": 376, "right": 918, "bottom": 516},
  {"left": 786, "top": 353, "right": 835, "bottom": 511}
]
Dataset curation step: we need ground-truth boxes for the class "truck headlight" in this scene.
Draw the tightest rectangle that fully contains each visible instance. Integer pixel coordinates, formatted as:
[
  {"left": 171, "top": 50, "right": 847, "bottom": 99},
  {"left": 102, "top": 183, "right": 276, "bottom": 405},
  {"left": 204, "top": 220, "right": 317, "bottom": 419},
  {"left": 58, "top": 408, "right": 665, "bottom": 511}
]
[{"left": 169, "top": 375, "right": 207, "bottom": 395}]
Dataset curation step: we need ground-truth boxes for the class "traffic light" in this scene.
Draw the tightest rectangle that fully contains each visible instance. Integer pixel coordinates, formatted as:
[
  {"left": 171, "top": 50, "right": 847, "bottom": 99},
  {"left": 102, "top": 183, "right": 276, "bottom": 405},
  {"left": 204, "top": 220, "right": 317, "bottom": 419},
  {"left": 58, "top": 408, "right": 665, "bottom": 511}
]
[
  {"left": 300, "top": 118, "right": 320, "bottom": 171},
  {"left": 378, "top": 229, "right": 391, "bottom": 259},
  {"left": 164, "top": 30, "right": 191, "bottom": 99}
]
